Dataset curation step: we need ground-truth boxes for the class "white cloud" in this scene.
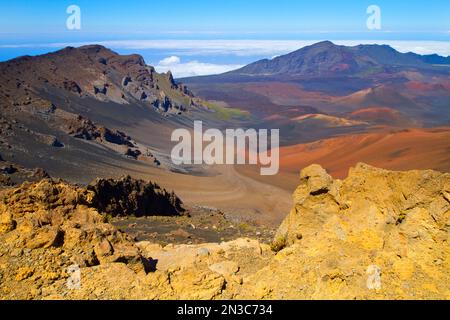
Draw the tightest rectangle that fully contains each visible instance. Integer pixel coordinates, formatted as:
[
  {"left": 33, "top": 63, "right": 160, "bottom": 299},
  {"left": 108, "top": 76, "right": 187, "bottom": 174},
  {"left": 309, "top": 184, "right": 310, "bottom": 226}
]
[
  {"left": 158, "top": 55, "right": 181, "bottom": 66},
  {"left": 93, "top": 40, "right": 450, "bottom": 57},
  {"left": 3, "top": 39, "right": 450, "bottom": 57},
  {"left": 155, "top": 56, "right": 243, "bottom": 77}
]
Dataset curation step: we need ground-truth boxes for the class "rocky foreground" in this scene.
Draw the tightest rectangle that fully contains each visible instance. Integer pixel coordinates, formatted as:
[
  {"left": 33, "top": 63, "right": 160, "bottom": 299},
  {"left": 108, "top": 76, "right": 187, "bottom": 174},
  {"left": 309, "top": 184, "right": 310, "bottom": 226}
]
[{"left": 0, "top": 163, "right": 448, "bottom": 300}]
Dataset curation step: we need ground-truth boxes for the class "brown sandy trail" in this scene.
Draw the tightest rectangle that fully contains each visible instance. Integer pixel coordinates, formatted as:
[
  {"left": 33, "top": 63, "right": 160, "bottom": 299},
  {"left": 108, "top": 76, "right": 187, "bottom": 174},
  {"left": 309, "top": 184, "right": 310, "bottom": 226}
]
[{"left": 134, "top": 164, "right": 292, "bottom": 226}]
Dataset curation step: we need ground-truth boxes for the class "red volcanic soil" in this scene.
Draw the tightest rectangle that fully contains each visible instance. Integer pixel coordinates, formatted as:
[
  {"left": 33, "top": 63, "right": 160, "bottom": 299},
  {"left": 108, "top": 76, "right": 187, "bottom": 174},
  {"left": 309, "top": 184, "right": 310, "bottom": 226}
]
[
  {"left": 349, "top": 107, "right": 400, "bottom": 120},
  {"left": 347, "top": 107, "right": 415, "bottom": 126},
  {"left": 334, "top": 85, "right": 422, "bottom": 112},
  {"left": 292, "top": 113, "right": 366, "bottom": 127},
  {"left": 279, "top": 127, "right": 450, "bottom": 179},
  {"left": 405, "top": 81, "right": 450, "bottom": 92},
  {"left": 244, "top": 82, "right": 332, "bottom": 103}
]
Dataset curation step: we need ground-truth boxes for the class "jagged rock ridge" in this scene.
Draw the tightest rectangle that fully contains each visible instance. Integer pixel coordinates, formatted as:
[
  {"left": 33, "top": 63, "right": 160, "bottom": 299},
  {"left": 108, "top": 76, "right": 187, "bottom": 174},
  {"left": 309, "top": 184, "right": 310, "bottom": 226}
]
[{"left": 88, "top": 176, "right": 186, "bottom": 217}]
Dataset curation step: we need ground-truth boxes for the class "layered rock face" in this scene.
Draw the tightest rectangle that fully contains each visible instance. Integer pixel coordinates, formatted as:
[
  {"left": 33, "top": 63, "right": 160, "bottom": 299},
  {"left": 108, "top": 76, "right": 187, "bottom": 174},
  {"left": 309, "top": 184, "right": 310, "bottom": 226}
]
[{"left": 0, "top": 164, "right": 448, "bottom": 300}]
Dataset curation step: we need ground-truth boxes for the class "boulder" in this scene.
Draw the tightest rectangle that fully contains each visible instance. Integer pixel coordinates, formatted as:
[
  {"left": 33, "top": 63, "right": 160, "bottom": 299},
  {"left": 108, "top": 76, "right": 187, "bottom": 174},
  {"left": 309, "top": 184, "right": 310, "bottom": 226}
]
[{"left": 299, "top": 164, "right": 333, "bottom": 195}]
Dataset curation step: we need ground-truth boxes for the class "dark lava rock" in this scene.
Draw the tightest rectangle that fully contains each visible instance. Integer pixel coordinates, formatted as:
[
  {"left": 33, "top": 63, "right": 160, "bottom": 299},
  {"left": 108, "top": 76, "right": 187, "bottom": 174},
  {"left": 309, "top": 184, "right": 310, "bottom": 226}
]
[
  {"left": 125, "top": 148, "right": 141, "bottom": 159},
  {"left": 88, "top": 176, "right": 187, "bottom": 217},
  {"left": 0, "top": 174, "right": 13, "bottom": 186},
  {"left": 94, "top": 85, "right": 107, "bottom": 95},
  {"left": 70, "top": 116, "right": 101, "bottom": 140},
  {"left": 0, "top": 165, "right": 17, "bottom": 174},
  {"left": 140, "top": 91, "right": 148, "bottom": 101},
  {"left": 50, "top": 137, "right": 64, "bottom": 148},
  {"left": 100, "top": 127, "right": 134, "bottom": 147},
  {"left": 68, "top": 116, "right": 134, "bottom": 147},
  {"left": 63, "top": 80, "right": 82, "bottom": 94},
  {"left": 32, "top": 167, "right": 50, "bottom": 180},
  {"left": 152, "top": 97, "right": 172, "bottom": 112},
  {"left": 122, "top": 76, "right": 132, "bottom": 86}
]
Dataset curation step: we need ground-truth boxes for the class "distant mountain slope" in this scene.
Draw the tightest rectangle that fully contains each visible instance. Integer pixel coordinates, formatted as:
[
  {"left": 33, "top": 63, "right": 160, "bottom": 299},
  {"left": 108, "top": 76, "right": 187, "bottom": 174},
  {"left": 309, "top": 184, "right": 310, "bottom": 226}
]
[
  {"left": 228, "top": 41, "right": 450, "bottom": 77},
  {"left": 0, "top": 45, "right": 194, "bottom": 113},
  {"left": 183, "top": 41, "right": 450, "bottom": 129},
  {"left": 0, "top": 45, "right": 208, "bottom": 182}
]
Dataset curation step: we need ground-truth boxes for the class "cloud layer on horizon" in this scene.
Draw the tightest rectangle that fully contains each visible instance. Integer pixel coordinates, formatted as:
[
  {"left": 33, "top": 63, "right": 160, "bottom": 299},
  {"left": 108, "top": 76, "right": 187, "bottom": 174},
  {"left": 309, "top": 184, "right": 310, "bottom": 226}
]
[
  {"left": 2, "top": 39, "right": 450, "bottom": 57},
  {"left": 0, "top": 40, "right": 450, "bottom": 57},
  {"left": 155, "top": 55, "right": 243, "bottom": 77},
  {"left": 2, "top": 39, "right": 450, "bottom": 77}
]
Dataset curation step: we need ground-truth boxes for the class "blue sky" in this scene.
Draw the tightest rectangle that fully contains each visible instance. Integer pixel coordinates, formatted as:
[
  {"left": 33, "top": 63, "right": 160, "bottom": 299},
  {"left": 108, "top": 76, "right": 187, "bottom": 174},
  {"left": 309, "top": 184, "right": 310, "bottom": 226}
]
[
  {"left": 0, "top": 0, "right": 449, "bottom": 77},
  {"left": 1, "top": 0, "right": 449, "bottom": 34}
]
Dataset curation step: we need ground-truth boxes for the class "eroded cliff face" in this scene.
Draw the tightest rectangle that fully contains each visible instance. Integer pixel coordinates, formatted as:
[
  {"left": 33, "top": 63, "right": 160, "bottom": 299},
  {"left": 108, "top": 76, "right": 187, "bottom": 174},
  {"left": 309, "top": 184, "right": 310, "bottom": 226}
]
[{"left": 0, "top": 164, "right": 448, "bottom": 300}]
